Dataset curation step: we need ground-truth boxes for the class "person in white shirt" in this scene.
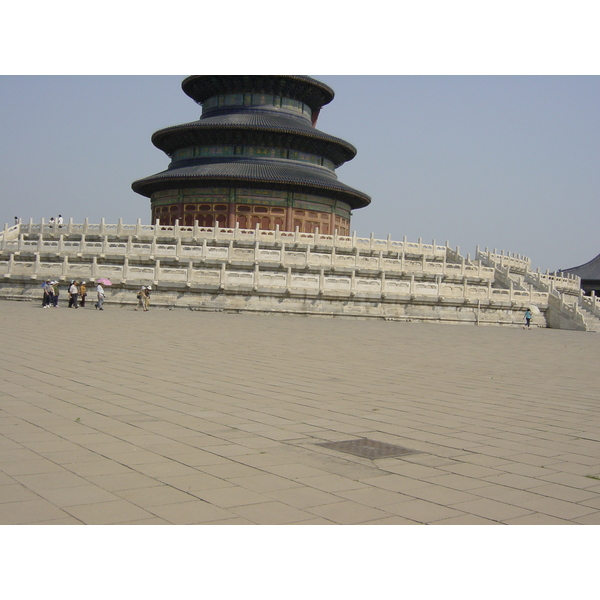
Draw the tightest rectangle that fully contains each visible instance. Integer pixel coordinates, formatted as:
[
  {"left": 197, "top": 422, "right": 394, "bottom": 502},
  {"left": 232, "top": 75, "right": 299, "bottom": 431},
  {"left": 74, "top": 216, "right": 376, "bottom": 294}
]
[
  {"left": 68, "top": 281, "right": 79, "bottom": 308},
  {"left": 95, "top": 283, "right": 105, "bottom": 310}
]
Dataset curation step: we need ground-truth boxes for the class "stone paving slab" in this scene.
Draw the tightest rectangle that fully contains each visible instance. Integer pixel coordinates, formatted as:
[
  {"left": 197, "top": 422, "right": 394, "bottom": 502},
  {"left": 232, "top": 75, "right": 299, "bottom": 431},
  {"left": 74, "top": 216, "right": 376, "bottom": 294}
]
[{"left": 1, "top": 299, "right": 599, "bottom": 524}]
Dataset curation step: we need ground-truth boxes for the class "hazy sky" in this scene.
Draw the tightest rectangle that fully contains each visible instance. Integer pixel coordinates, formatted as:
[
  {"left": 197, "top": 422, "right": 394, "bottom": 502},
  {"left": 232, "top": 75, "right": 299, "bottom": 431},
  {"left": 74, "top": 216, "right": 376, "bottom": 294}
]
[{"left": 1, "top": 75, "right": 598, "bottom": 272}]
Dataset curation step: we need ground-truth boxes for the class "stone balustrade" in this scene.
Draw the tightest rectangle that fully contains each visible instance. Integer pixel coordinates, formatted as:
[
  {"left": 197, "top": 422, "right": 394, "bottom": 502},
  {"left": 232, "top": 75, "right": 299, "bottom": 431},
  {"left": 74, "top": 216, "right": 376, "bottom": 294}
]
[
  {"left": 0, "top": 254, "right": 548, "bottom": 305},
  {"left": 3, "top": 240, "right": 494, "bottom": 281},
  {"left": 580, "top": 292, "right": 600, "bottom": 318},
  {"left": 475, "top": 247, "right": 531, "bottom": 273},
  {"left": 4, "top": 218, "right": 448, "bottom": 257}
]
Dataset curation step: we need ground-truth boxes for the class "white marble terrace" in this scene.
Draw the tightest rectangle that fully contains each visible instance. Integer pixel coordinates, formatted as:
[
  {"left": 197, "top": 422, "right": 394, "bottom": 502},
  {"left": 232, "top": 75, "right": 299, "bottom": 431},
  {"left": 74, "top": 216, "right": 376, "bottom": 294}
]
[{"left": 1, "top": 218, "right": 598, "bottom": 329}]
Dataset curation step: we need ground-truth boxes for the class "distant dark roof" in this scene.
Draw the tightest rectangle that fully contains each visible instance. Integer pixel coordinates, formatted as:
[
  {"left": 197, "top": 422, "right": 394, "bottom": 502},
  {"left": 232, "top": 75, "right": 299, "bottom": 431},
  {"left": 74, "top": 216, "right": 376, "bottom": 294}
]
[
  {"left": 182, "top": 76, "right": 335, "bottom": 110},
  {"left": 560, "top": 253, "right": 600, "bottom": 280},
  {"left": 151, "top": 113, "right": 357, "bottom": 167},
  {"left": 131, "top": 159, "right": 371, "bottom": 209}
]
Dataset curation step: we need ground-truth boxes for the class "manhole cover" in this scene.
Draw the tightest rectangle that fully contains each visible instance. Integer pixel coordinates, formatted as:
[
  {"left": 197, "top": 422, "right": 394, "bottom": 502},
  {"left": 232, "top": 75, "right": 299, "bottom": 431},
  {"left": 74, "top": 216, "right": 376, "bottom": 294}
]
[{"left": 317, "top": 438, "right": 420, "bottom": 459}]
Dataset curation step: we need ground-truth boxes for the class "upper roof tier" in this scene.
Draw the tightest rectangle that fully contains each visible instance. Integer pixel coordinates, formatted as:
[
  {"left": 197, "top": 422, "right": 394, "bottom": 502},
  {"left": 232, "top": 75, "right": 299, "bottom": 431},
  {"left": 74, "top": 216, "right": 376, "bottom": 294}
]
[{"left": 182, "top": 75, "right": 335, "bottom": 112}]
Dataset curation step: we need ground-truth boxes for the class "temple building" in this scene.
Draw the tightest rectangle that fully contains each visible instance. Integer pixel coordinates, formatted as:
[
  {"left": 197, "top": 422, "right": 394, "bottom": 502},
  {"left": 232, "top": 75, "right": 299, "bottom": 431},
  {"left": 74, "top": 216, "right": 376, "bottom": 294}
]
[
  {"left": 132, "top": 75, "right": 370, "bottom": 235},
  {"left": 560, "top": 253, "right": 600, "bottom": 296}
]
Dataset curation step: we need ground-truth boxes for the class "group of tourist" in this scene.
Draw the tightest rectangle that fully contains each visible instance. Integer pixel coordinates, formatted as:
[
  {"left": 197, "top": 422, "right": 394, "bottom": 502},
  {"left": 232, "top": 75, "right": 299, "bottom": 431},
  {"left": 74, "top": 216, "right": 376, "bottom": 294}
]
[
  {"left": 41, "top": 280, "right": 106, "bottom": 310},
  {"left": 40, "top": 281, "right": 154, "bottom": 311},
  {"left": 48, "top": 215, "right": 64, "bottom": 226}
]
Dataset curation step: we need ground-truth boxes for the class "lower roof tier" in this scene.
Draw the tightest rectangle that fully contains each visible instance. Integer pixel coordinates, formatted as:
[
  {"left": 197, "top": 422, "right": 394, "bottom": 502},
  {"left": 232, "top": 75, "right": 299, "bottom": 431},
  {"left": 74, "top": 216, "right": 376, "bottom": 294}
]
[{"left": 131, "top": 159, "right": 371, "bottom": 209}]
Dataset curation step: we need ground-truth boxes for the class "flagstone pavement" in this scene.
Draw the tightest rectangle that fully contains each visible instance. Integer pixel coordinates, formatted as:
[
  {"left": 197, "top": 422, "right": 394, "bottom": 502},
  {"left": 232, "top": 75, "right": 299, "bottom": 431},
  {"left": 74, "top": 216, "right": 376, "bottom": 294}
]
[{"left": 1, "top": 299, "right": 599, "bottom": 525}]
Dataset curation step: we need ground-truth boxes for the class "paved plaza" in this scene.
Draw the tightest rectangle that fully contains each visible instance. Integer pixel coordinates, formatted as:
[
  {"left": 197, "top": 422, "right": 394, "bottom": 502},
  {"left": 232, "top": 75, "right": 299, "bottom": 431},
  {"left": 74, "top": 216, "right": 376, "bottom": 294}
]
[{"left": 1, "top": 299, "right": 599, "bottom": 525}]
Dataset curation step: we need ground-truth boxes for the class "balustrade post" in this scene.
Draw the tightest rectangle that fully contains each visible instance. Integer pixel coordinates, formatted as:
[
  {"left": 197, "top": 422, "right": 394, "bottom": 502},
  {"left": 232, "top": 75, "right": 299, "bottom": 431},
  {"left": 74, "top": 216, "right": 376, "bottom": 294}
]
[
  {"left": 61, "top": 255, "right": 68, "bottom": 278},
  {"left": 193, "top": 219, "right": 199, "bottom": 239},
  {"left": 91, "top": 257, "right": 98, "bottom": 281},
  {"left": 253, "top": 263, "right": 260, "bottom": 290},
  {"left": 279, "top": 242, "right": 287, "bottom": 267},
  {"left": 100, "top": 218, "right": 105, "bottom": 236},
  {"left": 154, "top": 259, "right": 160, "bottom": 283},
  {"left": 117, "top": 218, "right": 123, "bottom": 237},
  {"left": 33, "top": 253, "right": 41, "bottom": 277},
  {"left": 135, "top": 218, "right": 141, "bottom": 237},
  {"left": 187, "top": 260, "right": 194, "bottom": 286},
  {"left": 219, "top": 262, "right": 226, "bottom": 289}
]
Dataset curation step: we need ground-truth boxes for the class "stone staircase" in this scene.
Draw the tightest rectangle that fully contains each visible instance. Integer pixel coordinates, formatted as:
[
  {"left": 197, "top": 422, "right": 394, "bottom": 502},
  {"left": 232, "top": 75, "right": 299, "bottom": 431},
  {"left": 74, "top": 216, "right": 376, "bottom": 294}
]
[{"left": 476, "top": 246, "right": 598, "bottom": 332}]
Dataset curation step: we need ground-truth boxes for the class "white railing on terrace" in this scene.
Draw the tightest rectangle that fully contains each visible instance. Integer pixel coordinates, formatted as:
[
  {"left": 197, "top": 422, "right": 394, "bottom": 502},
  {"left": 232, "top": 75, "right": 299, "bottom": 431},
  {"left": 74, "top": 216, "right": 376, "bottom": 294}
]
[
  {"left": 3, "top": 218, "right": 447, "bottom": 257},
  {"left": 0, "top": 256, "right": 548, "bottom": 305},
  {"left": 580, "top": 292, "right": 600, "bottom": 318},
  {"left": 1, "top": 239, "right": 496, "bottom": 281},
  {"left": 475, "top": 247, "right": 531, "bottom": 273}
]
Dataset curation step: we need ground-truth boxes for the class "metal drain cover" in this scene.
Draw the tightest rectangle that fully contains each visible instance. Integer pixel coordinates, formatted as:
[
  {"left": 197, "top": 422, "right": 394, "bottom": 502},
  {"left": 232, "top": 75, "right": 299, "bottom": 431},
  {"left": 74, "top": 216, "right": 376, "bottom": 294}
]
[{"left": 317, "top": 438, "right": 420, "bottom": 459}]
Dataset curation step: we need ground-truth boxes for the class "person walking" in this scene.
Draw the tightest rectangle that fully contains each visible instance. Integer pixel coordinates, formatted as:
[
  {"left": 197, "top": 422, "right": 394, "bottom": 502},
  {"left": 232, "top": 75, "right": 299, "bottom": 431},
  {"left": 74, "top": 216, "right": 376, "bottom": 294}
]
[
  {"left": 95, "top": 282, "right": 105, "bottom": 310},
  {"left": 524, "top": 308, "right": 532, "bottom": 329},
  {"left": 79, "top": 281, "right": 87, "bottom": 307},
  {"left": 143, "top": 286, "right": 151, "bottom": 311},
  {"left": 51, "top": 281, "right": 60, "bottom": 307},
  {"left": 135, "top": 286, "right": 146, "bottom": 311},
  {"left": 42, "top": 280, "right": 52, "bottom": 307},
  {"left": 69, "top": 281, "right": 79, "bottom": 308}
]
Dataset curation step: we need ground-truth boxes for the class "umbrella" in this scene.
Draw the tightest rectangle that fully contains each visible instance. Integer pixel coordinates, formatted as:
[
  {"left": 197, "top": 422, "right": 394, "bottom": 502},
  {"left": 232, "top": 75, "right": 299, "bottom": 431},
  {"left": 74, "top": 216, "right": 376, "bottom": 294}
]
[
  {"left": 527, "top": 304, "right": 541, "bottom": 314},
  {"left": 97, "top": 278, "right": 112, "bottom": 286}
]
